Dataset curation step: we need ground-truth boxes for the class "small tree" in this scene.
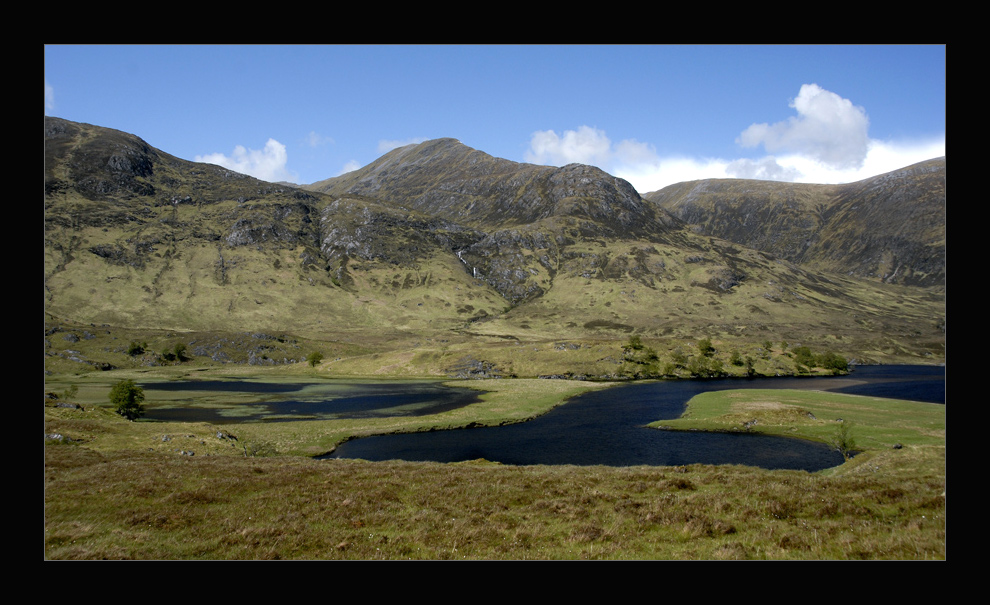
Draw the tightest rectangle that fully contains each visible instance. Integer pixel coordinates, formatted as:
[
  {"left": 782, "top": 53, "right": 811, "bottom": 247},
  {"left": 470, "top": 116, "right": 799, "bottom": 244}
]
[
  {"left": 109, "top": 379, "right": 145, "bottom": 420},
  {"left": 829, "top": 420, "right": 857, "bottom": 461},
  {"left": 697, "top": 338, "right": 715, "bottom": 358},
  {"left": 623, "top": 335, "right": 645, "bottom": 352},
  {"left": 730, "top": 350, "right": 743, "bottom": 366},
  {"left": 306, "top": 351, "right": 324, "bottom": 368}
]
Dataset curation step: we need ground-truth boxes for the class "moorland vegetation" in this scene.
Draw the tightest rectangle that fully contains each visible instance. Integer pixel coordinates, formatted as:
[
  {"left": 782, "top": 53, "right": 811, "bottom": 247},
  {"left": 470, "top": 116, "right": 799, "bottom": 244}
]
[{"left": 44, "top": 117, "right": 944, "bottom": 559}]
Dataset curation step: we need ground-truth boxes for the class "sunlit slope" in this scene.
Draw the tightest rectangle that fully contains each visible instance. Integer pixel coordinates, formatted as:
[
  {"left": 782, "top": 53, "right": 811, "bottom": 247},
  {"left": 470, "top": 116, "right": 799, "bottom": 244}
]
[
  {"left": 645, "top": 158, "right": 945, "bottom": 287},
  {"left": 45, "top": 117, "right": 944, "bottom": 369}
]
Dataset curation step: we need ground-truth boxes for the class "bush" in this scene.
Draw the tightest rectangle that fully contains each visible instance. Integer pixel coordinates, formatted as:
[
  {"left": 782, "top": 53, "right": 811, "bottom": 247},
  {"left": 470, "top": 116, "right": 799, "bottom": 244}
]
[
  {"left": 109, "top": 379, "right": 145, "bottom": 420},
  {"left": 829, "top": 420, "right": 857, "bottom": 460},
  {"left": 306, "top": 351, "right": 324, "bottom": 368},
  {"left": 623, "top": 335, "right": 645, "bottom": 352},
  {"left": 818, "top": 351, "right": 849, "bottom": 374},
  {"left": 791, "top": 346, "right": 815, "bottom": 367}
]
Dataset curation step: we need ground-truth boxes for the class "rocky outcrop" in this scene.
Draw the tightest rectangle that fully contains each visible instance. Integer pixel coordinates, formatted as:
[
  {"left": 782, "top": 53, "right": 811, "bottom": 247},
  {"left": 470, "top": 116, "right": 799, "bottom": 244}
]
[
  {"left": 308, "top": 138, "right": 680, "bottom": 239},
  {"left": 645, "top": 158, "right": 946, "bottom": 287}
]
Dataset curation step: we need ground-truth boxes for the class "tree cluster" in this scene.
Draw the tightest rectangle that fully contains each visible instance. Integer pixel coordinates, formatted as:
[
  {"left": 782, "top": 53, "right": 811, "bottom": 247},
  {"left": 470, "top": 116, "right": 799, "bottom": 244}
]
[{"left": 791, "top": 346, "right": 849, "bottom": 374}]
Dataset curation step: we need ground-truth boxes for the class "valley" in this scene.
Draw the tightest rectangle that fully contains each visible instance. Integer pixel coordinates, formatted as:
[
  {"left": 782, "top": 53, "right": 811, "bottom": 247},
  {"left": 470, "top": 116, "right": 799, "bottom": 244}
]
[{"left": 44, "top": 116, "right": 946, "bottom": 560}]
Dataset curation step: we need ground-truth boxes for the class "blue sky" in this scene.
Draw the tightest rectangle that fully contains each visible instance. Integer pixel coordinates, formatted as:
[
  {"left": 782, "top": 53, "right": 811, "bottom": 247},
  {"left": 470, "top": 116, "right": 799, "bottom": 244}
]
[{"left": 44, "top": 44, "right": 945, "bottom": 193}]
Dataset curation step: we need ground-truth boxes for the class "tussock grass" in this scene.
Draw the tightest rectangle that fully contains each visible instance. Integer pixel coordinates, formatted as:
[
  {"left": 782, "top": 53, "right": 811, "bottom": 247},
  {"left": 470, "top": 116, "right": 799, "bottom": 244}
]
[
  {"left": 45, "top": 446, "right": 944, "bottom": 560},
  {"left": 45, "top": 376, "right": 945, "bottom": 559}
]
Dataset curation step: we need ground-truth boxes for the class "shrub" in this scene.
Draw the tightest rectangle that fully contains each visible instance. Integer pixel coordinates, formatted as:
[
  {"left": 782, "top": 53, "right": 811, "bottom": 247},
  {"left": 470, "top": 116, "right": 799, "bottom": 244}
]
[
  {"left": 791, "top": 346, "right": 815, "bottom": 367},
  {"left": 306, "top": 351, "right": 324, "bottom": 368},
  {"left": 160, "top": 343, "right": 188, "bottom": 363},
  {"left": 109, "top": 379, "right": 145, "bottom": 420},
  {"left": 687, "top": 356, "right": 725, "bottom": 378},
  {"left": 623, "top": 335, "right": 645, "bottom": 352},
  {"left": 818, "top": 351, "right": 849, "bottom": 374},
  {"left": 829, "top": 420, "right": 857, "bottom": 460}
]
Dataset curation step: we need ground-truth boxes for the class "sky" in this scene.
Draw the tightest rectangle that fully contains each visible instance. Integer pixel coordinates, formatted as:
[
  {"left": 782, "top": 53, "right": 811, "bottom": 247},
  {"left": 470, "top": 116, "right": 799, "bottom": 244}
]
[{"left": 44, "top": 44, "right": 945, "bottom": 193}]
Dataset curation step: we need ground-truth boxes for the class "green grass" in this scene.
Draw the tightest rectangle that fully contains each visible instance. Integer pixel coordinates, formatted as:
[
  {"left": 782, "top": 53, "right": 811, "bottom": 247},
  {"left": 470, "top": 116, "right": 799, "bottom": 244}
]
[
  {"left": 45, "top": 372, "right": 611, "bottom": 456},
  {"left": 45, "top": 374, "right": 945, "bottom": 559},
  {"left": 650, "top": 388, "right": 945, "bottom": 452}
]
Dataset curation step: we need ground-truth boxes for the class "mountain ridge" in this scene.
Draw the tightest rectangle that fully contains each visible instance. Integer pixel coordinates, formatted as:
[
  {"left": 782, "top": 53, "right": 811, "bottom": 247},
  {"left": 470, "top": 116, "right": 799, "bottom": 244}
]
[
  {"left": 644, "top": 157, "right": 945, "bottom": 287},
  {"left": 307, "top": 137, "right": 680, "bottom": 240},
  {"left": 44, "top": 117, "right": 945, "bottom": 375}
]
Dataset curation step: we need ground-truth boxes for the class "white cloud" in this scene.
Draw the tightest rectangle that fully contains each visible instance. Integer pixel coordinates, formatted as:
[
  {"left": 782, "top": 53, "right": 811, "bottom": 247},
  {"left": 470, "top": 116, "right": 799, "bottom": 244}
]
[
  {"left": 726, "top": 157, "right": 802, "bottom": 181},
  {"left": 339, "top": 160, "right": 362, "bottom": 175},
  {"left": 613, "top": 157, "right": 732, "bottom": 194},
  {"left": 524, "top": 126, "right": 613, "bottom": 166},
  {"left": 195, "top": 139, "right": 298, "bottom": 183},
  {"left": 769, "top": 137, "right": 945, "bottom": 185},
  {"left": 524, "top": 84, "right": 944, "bottom": 193},
  {"left": 524, "top": 126, "right": 730, "bottom": 193},
  {"left": 737, "top": 83, "right": 871, "bottom": 170}
]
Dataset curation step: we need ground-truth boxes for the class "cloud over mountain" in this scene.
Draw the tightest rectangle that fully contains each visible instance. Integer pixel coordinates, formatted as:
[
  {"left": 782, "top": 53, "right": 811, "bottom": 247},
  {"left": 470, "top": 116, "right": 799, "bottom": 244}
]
[
  {"left": 195, "top": 139, "right": 298, "bottom": 183},
  {"left": 521, "top": 84, "right": 942, "bottom": 193},
  {"left": 737, "top": 83, "right": 871, "bottom": 170}
]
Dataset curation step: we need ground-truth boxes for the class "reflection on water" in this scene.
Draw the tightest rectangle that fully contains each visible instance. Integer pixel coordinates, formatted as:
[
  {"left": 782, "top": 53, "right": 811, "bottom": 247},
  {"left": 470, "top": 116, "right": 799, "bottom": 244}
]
[
  {"left": 138, "top": 366, "right": 943, "bottom": 471},
  {"left": 328, "top": 365, "right": 944, "bottom": 471},
  {"left": 142, "top": 380, "right": 482, "bottom": 423}
]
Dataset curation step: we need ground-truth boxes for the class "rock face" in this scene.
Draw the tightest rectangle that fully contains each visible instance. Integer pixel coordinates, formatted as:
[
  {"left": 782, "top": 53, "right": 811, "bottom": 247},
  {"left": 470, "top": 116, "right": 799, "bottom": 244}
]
[
  {"left": 307, "top": 138, "right": 679, "bottom": 238},
  {"left": 645, "top": 158, "right": 946, "bottom": 287},
  {"left": 305, "top": 138, "right": 684, "bottom": 301},
  {"left": 44, "top": 117, "right": 945, "bottom": 361}
]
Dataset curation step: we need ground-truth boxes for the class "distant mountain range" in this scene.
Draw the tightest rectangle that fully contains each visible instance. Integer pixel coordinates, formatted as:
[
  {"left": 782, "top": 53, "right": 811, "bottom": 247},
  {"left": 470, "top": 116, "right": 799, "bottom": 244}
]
[
  {"left": 644, "top": 157, "right": 945, "bottom": 287},
  {"left": 44, "top": 117, "right": 945, "bottom": 374}
]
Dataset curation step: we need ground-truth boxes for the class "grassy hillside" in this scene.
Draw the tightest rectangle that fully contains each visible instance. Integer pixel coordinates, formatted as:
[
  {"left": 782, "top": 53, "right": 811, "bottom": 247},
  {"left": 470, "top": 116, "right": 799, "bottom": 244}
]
[
  {"left": 645, "top": 158, "right": 946, "bottom": 287},
  {"left": 45, "top": 118, "right": 945, "bottom": 375}
]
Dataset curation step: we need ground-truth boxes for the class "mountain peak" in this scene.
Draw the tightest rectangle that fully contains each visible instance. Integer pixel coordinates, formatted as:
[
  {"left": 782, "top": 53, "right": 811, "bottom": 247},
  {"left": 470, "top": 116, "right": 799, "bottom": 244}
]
[{"left": 307, "top": 137, "right": 675, "bottom": 238}]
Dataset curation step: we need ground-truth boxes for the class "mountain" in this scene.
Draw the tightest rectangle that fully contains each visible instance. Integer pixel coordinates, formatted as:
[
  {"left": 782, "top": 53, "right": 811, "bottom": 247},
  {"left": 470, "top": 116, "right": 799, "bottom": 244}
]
[
  {"left": 308, "top": 137, "right": 680, "bottom": 237},
  {"left": 307, "top": 138, "right": 688, "bottom": 303},
  {"left": 644, "top": 158, "right": 945, "bottom": 287},
  {"left": 44, "top": 117, "right": 945, "bottom": 376}
]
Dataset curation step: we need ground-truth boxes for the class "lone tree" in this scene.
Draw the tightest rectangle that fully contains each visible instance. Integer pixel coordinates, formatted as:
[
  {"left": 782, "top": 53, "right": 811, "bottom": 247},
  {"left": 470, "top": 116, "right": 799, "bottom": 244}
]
[
  {"left": 829, "top": 420, "right": 857, "bottom": 460},
  {"left": 306, "top": 351, "right": 324, "bottom": 368},
  {"left": 109, "top": 379, "right": 145, "bottom": 420}
]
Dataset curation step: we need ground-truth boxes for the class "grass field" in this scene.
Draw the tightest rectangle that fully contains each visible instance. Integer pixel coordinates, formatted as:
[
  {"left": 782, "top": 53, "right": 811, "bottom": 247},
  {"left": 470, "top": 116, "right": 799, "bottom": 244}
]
[{"left": 44, "top": 371, "right": 945, "bottom": 560}]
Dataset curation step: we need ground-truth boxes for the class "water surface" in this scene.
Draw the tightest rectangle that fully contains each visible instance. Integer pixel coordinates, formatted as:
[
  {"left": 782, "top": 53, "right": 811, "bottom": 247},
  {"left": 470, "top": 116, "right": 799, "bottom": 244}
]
[
  {"left": 328, "top": 365, "right": 944, "bottom": 470},
  {"left": 142, "top": 379, "right": 482, "bottom": 423}
]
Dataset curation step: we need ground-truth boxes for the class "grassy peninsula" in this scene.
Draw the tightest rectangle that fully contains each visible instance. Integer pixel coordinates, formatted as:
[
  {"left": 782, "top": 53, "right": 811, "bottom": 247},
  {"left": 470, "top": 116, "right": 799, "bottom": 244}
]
[{"left": 45, "top": 371, "right": 944, "bottom": 560}]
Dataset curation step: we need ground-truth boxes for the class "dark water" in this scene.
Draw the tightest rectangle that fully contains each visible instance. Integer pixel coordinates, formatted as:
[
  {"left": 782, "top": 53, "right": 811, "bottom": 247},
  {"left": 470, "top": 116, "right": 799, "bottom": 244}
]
[
  {"left": 142, "top": 380, "right": 482, "bottom": 423},
  {"left": 327, "top": 365, "right": 944, "bottom": 471}
]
